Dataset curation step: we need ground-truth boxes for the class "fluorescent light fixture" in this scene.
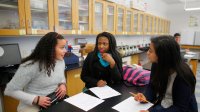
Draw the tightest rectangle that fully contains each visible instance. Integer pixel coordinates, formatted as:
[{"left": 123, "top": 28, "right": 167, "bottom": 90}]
[
  {"left": 185, "top": 7, "right": 200, "bottom": 11},
  {"left": 184, "top": 0, "right": 200, "bottom": 11}
]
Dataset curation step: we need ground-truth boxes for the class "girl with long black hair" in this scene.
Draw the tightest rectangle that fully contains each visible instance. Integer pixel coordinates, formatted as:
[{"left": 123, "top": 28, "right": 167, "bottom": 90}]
[
  {"left": 134, "top": 35, "right": 198, "bottom": 112},
  {"left": 81, "top": 32, "right": 122, "bottom": 88},
  {"left": 5, "top": 32, "right": 67, "bottom": 112}
]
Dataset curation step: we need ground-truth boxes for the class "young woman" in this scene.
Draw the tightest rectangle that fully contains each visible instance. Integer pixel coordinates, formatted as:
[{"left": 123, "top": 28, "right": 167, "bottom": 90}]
[
  {"left": 134, "top": 35, "right": 198, "bottom": 112},
  {"left": 81, "top": 32, "right": 122, "bottom": 88},
  {"left": 5, "top": 32, "right": 67, "bottom": 112}
]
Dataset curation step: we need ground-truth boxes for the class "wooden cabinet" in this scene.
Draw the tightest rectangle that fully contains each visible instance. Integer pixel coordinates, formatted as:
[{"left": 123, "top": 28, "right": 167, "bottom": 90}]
[
  {"left": 76, "top": 0, "right": 92, "bottom": 35},
  {"left": 105, "top": 2, "right": 116, "bottom": 34},
  {"left": 138, "top": 11, "right": 144, "bottom": 35},
  {"left": 144, "top": 14, "right": 148, "bottom": 35},
  {"left": 0, "top": 0, "right": 26, "bottom": 35},
  {"left": 124, "top": 9, "right": 133, "bottom": 35},
  {"left": 154, "top": 17, "right": 159, "bottom": 35},
  {"left": 190, "top": 59, "right": 198, "bottom": 77},
  {"left": 116, "top": 5, "right": 125, "bottom": 35},
  {"left": 3, "top": 96, "right": 18, "bottom": 112},
  {"left": 65, "top": 68, "right": 85, "bottom": 96},
  {"left": 92, "top": 0, "right": 105, "bottom": 34},
  {"left": 131, "top": 54, "right": 139, "bottom": 65},
  {"left": 0, "top": 0, "right": 54, "bottom": 35},
  {"left": 133, "top": 9, "right": 139, "bottom": 35},
  {"left": 54, "top": 0, "right": 92, "bottom": 35},
  {"left": 0, "top": 0, "right": 170, "bottom": 36},
  {"left": 25, "top": 0, "right": 54, "bottom": 35},
  {"left": 0, "top": 0, "right": 92, "bottom": 36},
  {"left": 166, "top": 20, "right": 170, "bottom": 34},
  {"left": 149, "top": 15, "right": 153, "bottom": 35}
]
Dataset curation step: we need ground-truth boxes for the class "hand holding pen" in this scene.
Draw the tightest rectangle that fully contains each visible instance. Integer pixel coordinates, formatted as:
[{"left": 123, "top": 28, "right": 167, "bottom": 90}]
[{"left": 129, "top": 92, "right": 148, "bottom": 103}]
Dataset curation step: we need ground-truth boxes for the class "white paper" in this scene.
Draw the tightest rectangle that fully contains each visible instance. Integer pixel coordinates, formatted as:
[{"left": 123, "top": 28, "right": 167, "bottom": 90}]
[
  {"left": 186, "top": 52, "right": 197, "bottom": 55},
  {"left": 64, "top": 92, "right": 104, "bottom": 111},
  {"left": 184, "top": 54, "right": 195, "bottom": 58},
  {"left": 89, "top": 85, "right": 121, "bottom": 99},
  {"left": 112, "top": 97, "right": 153, "bottom": 112}
]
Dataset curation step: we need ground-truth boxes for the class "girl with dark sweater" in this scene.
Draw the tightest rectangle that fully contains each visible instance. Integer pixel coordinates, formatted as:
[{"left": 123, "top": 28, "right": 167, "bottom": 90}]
[
  {"left": 134, "top": 35, "right": 198, "bottom": 112},
  {"left": 81, "top": 32, "right": 122, "bottom": 88}
]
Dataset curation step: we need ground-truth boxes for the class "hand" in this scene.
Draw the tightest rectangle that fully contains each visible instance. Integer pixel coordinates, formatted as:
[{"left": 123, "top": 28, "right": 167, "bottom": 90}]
[
  {"left": 97, "top": 80, "right": 107, "bottom": 87},
  {"left": 101, "top": 53, "right": 115, "bottom": 68},
  {"left": 37, "top": 96, "right": 51, "bottom": 108},
  {"left": 134, "top": 93, "right": 147, "bottom": 103},
  {"left": 56, "top": 83, "right": 67, "bottom": 99},
  {"left": 140, "top": 110, "right": 149, "bottom": 112}
]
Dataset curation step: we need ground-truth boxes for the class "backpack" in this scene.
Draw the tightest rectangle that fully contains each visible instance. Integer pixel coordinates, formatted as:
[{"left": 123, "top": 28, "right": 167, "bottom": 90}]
[{"left": 122, "top": 65, "right": 150, "bottom": 86}]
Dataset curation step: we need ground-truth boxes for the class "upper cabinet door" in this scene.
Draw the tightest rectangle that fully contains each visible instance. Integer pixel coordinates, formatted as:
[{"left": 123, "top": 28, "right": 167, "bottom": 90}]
[
  {"left": 144, "top": 14, "right": 149, "bottom": 35},
  {"left": 54, "top": 0, "right": 75, "bottom": 34},
  {"left": 77, "top": 0, "right": 92, "bottom": 35},
  {"left": 138, "top": 12, "right": 144, "bottom": 35},
  {"left": 133, "top": 9, "right": 139, "bottom": 35},
  {"left": 0, "top": 0, "right": 26, "bottom": 35},
  {"left": 105, "top": 2, "right": 115, "bottom": 34},
  {"left": 116, "top": 6, "right": 125, "bottom": 35},
  {"left": 167, "top": 21, "right": 170, "bottom": 34},
  {"left": 153, "top": 16, "right": 157, "bottom": 35},
  {"left": 157, "top": 18, "right": 160, "bottom": 35},
  {"left": 25, "top": 0, "right": 54, "bottom": 35},
  {"left": 149, "top": 15, "right": 153, "bottom": 35},
  {"left": 125, "top": 9, "right": 133, "bottom": 35},
  {"left": 93, "top": 0, "right": 104, "bottom": 34}
]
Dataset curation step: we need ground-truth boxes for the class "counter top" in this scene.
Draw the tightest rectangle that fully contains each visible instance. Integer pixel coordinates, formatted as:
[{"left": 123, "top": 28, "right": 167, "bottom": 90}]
[
  {"left": 64, "top": 51, "right": 145, "bottom": 71},
  {"left": 122, "top": 51, "right": 144, "bottom": 58}
]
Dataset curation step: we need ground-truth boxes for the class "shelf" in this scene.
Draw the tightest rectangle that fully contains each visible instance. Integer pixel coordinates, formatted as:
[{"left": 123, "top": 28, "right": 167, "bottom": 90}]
[
  {"left": 59, "top": 19, "right": 72, "bottom": 22},
  {"left": 79, "top": 21, "right": 88, "bottom": 24},
  {"left": 79, "top": 7, "right": 88, "bottom": 11},
  {"left": 58, "top": 4, "right": 71, "bottom": 8},
  {"left": 31, "top": 8, "right": 48, "bottom": 13}
]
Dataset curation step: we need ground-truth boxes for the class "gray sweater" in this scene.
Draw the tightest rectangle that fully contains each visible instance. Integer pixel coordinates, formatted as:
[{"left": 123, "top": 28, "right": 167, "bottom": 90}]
[{"left": 4, "top": 60, "right": 66, "bottom": 111}]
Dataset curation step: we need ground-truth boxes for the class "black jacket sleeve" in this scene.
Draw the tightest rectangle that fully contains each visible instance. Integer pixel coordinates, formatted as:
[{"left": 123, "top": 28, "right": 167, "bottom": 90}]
[
  {"left": 146, "top": 63, "right": 198, "bottom": 112},
  {"left": 81, "top": 53, "right": 98, "bottom": 88},
  {"left": 109, "top": 56, "right": 122, "bottom": 83}
]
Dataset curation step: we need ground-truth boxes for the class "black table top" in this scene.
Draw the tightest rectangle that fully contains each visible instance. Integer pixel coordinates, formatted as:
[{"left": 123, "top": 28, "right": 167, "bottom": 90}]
[{"left": 44, "top": 83, "right": 147, "bottom": 112}]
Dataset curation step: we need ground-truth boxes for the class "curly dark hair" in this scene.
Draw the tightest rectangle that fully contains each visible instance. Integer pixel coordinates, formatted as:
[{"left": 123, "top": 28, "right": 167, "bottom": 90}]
[{"left": 22, "top": 32, "right": 65, "bottom": 76}]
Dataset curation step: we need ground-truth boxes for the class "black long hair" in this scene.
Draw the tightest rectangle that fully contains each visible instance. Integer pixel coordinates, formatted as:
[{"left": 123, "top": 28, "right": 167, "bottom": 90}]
[
  {"left": 150, "top": 35, "right": 196, "bottom": 99},
  {"left": 90, "top": 32, "right": 122, "bottom": 74},
  {"left": 22, "top": 32, "right": 65, "bottom": 76}
]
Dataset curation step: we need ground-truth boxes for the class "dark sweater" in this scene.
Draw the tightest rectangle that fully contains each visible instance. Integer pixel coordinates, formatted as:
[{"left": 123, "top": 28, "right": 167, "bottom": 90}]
[
  {"left": 145, "top": 64, "right": 198, "bottom": 112},
  {"left": 81, "top": 51, "right": 122, "bottom": 88}
]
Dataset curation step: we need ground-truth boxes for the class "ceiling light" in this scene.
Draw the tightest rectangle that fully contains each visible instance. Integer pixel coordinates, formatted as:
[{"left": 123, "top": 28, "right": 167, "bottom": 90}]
[
  {"left": 185, "top": 7, "right": 200, "bottom": 11},
  {"left": 184, "top": 0, "right": 200, "bottom": 11}
]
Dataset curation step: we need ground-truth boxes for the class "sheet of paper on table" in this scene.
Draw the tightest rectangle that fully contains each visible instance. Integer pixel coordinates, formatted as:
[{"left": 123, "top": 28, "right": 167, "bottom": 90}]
[
  {"left": 112, "top": 97, "right": 153, "bottom": 112},
  {"left": 64, "top": 92, "right": 104, "bottom": 111},
  {"left": 89, "top": 85, "right": 121, "bottom": 99}
]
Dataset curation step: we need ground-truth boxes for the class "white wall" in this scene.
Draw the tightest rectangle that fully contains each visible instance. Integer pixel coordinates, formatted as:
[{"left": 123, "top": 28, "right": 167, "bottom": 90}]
[
  {"left": 167, "top": 3, "right": 200, "bottom": 37},
  {"left": 145, "top": 0, "right": 169, "bottom": 18}
]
